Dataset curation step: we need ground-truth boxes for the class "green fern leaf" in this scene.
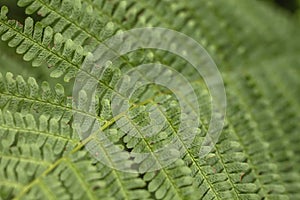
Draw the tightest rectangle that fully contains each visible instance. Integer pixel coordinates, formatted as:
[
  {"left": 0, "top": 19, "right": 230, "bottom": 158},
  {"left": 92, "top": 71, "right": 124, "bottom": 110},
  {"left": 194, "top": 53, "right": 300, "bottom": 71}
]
[{"left": 0, "top": 0, "right": 300, "bottom": 200}]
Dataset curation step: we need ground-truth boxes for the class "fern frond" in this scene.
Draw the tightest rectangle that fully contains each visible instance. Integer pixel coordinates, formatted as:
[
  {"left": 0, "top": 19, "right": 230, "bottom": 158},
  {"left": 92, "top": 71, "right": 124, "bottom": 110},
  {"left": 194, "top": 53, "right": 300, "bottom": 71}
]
[
  {"left": 0, "top": 107, "right": 154, "bottom": 200},
  {"left": 0, "top": 72, "right": 72, "bottom": 119},
  {"left": 225, "top": 88, "right": 289, "bottom": 199},
  {"left": 0, "top": 109, "right": 75, "bottom": 198},
  {"left": 92, "top": 162, "right": 151, "bottom": 200},
  {"left": 0, "top": 0, "right": 300, "bottom": 199},
  {"left": 0, "top": 109, "right": 77, "bottom": 153},
  {"left": 226, "top": 69, "right": 300, "bottom": 199},
  {"left": 17, "top": 0, "right": 120, "bottom": 51},
  {"left": 0, "top": 143, "right": 68, "bottom": 200},
  {"left": 0, "top": 7, "right": 85, "bottom": 81}
]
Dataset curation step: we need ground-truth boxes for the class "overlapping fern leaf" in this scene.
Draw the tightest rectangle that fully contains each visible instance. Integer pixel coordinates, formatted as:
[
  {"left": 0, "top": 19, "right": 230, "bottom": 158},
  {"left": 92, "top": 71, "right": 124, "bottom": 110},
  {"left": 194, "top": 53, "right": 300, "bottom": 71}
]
[{"left": 0, "top": 0, "right": 300, "bottom": 200}]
